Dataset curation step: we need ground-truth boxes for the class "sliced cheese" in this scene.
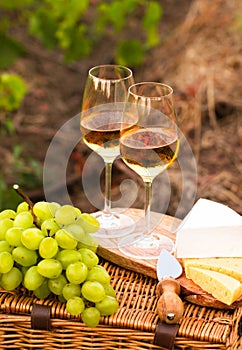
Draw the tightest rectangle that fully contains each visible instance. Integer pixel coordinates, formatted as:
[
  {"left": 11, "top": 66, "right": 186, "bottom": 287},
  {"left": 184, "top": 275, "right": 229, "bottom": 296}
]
[
  {"left": 183, "top": 258, "right": 242, "bottom": 283},
  {"left": 186, "top": 266, "right": 242, "bottom": 306}
]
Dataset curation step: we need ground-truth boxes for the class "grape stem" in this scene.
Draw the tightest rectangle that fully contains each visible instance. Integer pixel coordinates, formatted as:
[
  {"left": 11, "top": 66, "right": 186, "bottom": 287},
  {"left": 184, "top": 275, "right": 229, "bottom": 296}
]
[{"left": 13, "top": 184, "right": 40, "bottom": 227}]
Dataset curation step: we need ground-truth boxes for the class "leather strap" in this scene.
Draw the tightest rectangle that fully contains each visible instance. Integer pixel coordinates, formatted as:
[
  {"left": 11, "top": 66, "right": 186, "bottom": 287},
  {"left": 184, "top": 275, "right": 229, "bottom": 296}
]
[
  {"left": 31, "top": 303, "right": 51, "bottom": 331},
  {"left": 154, "top": 320, "right": 179, "bottom": 349}
]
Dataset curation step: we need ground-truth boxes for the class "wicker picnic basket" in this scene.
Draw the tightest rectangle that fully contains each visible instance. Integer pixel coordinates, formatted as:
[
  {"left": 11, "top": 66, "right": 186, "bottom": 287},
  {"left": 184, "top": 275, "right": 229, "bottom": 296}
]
[{"left": 0, "top": 256, "right": 242, "bottom": 350}]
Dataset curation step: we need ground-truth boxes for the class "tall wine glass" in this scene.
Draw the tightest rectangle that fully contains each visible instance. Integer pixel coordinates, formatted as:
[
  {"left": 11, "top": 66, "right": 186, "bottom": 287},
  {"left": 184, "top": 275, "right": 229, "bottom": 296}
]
[
  {"left": 118, "top": 82, "right": 179, "bottom": 259},
  {"left": 80, "top": 65, "right": 135, "bottom": 238}
]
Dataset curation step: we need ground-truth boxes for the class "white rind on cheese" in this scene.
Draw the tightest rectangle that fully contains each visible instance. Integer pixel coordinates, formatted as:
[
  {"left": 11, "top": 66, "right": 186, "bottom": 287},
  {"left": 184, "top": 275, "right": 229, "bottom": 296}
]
[
  {"left": 177, "top": 198, "right": 242, "bottom": 231},
  {"left": 175, "top": 198, "right": 242, "bottom": 258},
  {"left": 183, "top": 258, "right": 242, "bottom": 283},
  {"left": 186, "top": 266, "right": 242, "bottom": 306},
  {"left": 176, "top": 226, "right": 242, "bottom": 258}
]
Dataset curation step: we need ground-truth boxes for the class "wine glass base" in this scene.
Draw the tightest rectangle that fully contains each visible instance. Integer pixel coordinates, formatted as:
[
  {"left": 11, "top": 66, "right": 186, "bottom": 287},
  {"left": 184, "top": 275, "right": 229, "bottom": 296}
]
[
  {"left": 118, "top": 232, "right": 174, "bottom": 260},
  {"left": 92, "top": 211, "right": 135, "bottom": 238}
]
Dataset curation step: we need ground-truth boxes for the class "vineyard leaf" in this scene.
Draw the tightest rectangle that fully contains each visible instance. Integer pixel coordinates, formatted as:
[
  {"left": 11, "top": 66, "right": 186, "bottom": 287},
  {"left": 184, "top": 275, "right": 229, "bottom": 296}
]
[
  {"left": 116, "top": 39, "right": 144, "bottom": 66},
  {"left": 0, "top": 73, "right": 28, "bottom": 112},
  {"left": 0, "top": 0, "right": 33, "bottom": 9},
  {"left": 142, "top": 1, "right": 162, "bottom": 48},
  {"left": 0, "top": 32, "right": 26, "bottom": 68},
  {"left": 29, "top": 9, "right": 58, "bottom": 49}
]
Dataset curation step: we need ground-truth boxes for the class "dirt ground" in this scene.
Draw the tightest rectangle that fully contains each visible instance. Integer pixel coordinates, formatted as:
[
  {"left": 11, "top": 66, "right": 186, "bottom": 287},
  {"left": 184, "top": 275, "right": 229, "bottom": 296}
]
[{"left": 1, "top": 0, "right": 241, "bottom": 218}]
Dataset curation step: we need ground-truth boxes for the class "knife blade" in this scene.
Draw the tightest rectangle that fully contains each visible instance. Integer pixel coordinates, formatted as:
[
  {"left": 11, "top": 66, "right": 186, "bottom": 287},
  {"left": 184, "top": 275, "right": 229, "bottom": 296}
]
[{"left": 156, "top": 249, "right": 184, "bottom": 324}]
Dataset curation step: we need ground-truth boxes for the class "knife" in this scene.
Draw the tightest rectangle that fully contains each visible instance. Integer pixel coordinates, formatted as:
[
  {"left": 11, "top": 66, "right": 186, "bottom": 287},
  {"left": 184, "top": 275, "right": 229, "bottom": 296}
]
[{"left": 156, "top": 249, "right": 184, "bottom": 324}]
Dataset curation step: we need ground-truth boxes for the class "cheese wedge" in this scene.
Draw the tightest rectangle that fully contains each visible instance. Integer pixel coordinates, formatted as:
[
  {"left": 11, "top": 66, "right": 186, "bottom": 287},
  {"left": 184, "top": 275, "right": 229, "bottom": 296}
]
[
  {"left": 176, "top": 226, "right": 242, "bottom": 258},
  {"left": 175, "top": 199, "right": 242, "bottom": 258},
  {"left": 186, "top": 266, "right": 242, "bottom": 305},
  {"left": 183, "top": 258, "right": 242, "bottom": 283}
]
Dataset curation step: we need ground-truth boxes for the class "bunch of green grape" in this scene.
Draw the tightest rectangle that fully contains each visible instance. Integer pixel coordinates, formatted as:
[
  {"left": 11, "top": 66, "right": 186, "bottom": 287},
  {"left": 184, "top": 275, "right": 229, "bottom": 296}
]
[{"left": 0, "top": 201, "right": 119, "bottom": 327}]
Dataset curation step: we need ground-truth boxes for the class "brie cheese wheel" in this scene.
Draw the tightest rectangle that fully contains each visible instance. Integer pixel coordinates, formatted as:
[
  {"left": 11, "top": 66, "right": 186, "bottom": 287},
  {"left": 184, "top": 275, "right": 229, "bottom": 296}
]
[
  {"left": 175, "top": 199, "right": 242, "bottom": 258},
  {"left": 186, "top": 266, "right": 242, "bottom": 306}
]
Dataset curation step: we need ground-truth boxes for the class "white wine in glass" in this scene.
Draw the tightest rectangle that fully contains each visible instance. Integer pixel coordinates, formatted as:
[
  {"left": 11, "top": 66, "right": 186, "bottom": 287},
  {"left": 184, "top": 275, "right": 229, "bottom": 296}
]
[
  {"left": 118, "top": 82, "right": 179, "bottom": 259},
  {"left": 80, "top": 65, "right": 135, "bottom": 238}
]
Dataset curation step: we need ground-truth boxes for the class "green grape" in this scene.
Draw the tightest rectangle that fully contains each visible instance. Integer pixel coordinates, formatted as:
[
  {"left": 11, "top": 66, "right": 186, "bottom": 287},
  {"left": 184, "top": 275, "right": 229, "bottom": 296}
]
[
  {"left": 23, "top": 266, "right": 45, "bottom": 290},
  {"left": 66, "top": 296, "right": 85, "bottom": 316},
  {"left": 54, "top": 205, "right": 78, "bottom": 226},
  {"left": 37, "top": 258, "right": 62, "bottom": 279},
  {"left": 12, "top": 246, "right": 38, "bottom": 266},
  {"left": 104, "top": 284, "right": 116, "bottom": 298},
  {"left": 56, "top": 249, "right": 82, "bottom": 269},
  {"left": 39, "top": 237, "right": 58, "bottom": 258},
  {"left": 16, "top": 201, "right": 29, "bottom": 213},
  {"left": 0, "top": 251, "right": 14, "bottom": 273},
  {"left": 21, "top": 228, "right": 45, "bottom": 250},
  {"left": 78, "top": 248, "right": 99, "bottom": 269},
  {"left": 77, "top": 233, "right": 98, "bottom": 252},
  {"left": 62, "top": 283, "right": 81, "bottom": 300},
  {"left": 76, "top": 213, "right": 100, "bottom": 234},
  {"left": 0, "top": 240, "right": 13, "bottom": 253},
  {"left": 0, "top": 209, "right": 16, "bottom": 220},
  {"left": 13, "top": 211, "right": 33, "bottom": 229},
  {"left": 33, "top": 202, "right": 50, "bottom": 221},
  {"left": 34, "top": 279, "right": 51, "bottom": 299},
  {"left": 81, "top": 307, "right": 100, "bottom": 328},
  {"left": 48, "top": 274, "right": 67, "bottom": 295},
  {"left": 81, "top": 281, "right": 105, "bottom": 303},
  {"left": 66, "top": 261, "right": 88, "bottom": 284},
  {"left": 74, "top": 207, "right": 82, "bottom": 217},
  {"left": 41, "top": 219, "right": 60, "bottom": 236},
  {"left": 55, "top": 229, "right": 77, "bottom": 249},
  {"left": 48, "top": 202, "right": 61, "bottom": 216},
  {"left": 5, "top": 227, "right": 23, "bottom": 247},
  {"left": 95, "top": 296, "right": 119, "bottom": 316},
  {"left": 64, "top": 224, "right": 85, "bottom": 242},
  {"left": 0, "top": 267, "right": 22, "bottom": 290},
  {"left": 33, "top": 201, "right": 60, "bottom": 221},
  {"left": 0, "top": 218, "right": 14, "bottom": 240},
  {"left": 87, "top": 265, "right": 110, "bottom": 286}
]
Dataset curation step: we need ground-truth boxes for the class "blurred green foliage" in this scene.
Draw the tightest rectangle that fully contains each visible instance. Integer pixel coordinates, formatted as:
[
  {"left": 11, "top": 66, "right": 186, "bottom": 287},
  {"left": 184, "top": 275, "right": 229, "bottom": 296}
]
[
  {"left": 11, "top": 145, "right": 42, "bottom": 189},
  {"left": 0, "top": 145, "right": 42, "bottom": 210},
  {"left": 0, "top": 0, "right": 163, "bottom": 209},
  {"left": 0, "top": 177, "right": 22, "bottom": 211},
  {"left": 0, "top": 73, "right": 28, "bottom": 112},
  {"left": 0, "top": 0, "right": 163, "bottom": 67},
  {"left": 0, "top": 33, "right": 26, "bottom": 69}
]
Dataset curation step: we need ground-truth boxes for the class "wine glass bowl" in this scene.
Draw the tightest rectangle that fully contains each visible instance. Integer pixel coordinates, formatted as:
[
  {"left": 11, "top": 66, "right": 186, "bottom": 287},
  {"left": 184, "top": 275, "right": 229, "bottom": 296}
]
[
  {"left": 82, "top": 65, "right": 133, "bottom": 112},
  {"left": 118, "top": 82, "right": 179, "bottom": 259},
  {"left": 80, "top": 65, "right": 135, "bottom": 238},
  {"left": 81, "top": 104, "right": 125, "bottom": 163}
]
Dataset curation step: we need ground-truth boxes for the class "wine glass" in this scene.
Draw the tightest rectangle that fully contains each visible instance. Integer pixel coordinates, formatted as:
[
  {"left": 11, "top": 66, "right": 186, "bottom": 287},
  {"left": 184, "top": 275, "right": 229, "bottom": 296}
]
[
  {"left": 118, "top": 82, "right": 179, "bottom": 259},
  {"left": 80, "top": 65, "right": 135, "bottom": 238}
]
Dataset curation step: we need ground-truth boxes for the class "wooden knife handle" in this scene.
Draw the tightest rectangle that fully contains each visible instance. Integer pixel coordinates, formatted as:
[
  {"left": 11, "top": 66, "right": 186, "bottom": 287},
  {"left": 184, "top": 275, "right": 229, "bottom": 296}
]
[{"left": 156, "top": 277, "right": 184, "bottom": 324}]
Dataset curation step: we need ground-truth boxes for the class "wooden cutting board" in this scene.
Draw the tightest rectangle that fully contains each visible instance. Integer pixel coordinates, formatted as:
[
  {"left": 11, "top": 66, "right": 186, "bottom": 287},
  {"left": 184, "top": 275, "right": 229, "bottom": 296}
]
[{"left": 97, "top": 208, "right": 242, "bottom": 310}]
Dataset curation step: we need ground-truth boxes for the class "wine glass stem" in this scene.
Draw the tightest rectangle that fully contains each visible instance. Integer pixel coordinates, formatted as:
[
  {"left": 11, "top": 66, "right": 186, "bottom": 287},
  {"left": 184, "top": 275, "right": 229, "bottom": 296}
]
[
  {"left": 144, "top": 180, "right": 152, "bottom": 236},
  {"left": 104, "top": 161, "right": 113, "bottom": 217}
]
